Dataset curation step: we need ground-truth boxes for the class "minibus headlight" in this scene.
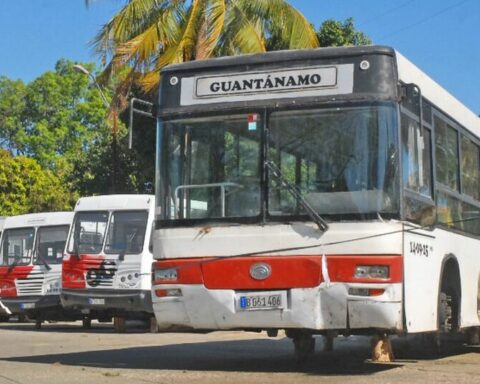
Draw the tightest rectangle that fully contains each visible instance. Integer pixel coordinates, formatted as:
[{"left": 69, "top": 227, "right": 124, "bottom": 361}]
[
  {"left": 354, "top": 265, "right": 389, "bottom": 279},
  {"left": 154, "top": 268, "right": 178, "bottom": 282}
]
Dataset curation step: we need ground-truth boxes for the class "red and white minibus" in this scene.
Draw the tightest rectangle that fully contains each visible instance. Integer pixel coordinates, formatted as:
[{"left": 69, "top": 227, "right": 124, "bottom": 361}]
[
  {"left": 61, "top": 195, "right": 155, "bottom": 331},
  {"left": 0, "top": 212, "right": 75, "bottom": 328}
]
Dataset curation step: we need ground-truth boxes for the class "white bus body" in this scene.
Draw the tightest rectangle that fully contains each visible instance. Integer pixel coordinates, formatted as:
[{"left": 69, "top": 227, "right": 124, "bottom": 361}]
[
  {"left": 0, "top": 212, "right": 75, "bottom": 325},
  {"left": 151, "top": 46, "right": 480, "bottom": 349},
  {"left": 61, "top": 195, "right": 155, "bottom": 328}
]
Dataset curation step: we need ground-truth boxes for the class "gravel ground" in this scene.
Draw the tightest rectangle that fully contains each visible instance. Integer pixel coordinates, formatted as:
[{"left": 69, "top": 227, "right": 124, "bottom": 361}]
[{"left": 0, "top": 321, "right": 479, "bottom": 384}]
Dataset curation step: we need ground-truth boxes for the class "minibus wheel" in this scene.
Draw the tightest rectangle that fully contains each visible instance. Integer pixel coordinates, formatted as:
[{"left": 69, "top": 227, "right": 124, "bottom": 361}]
[
  {"left": 82, "top": 317, "right": 92, "bottom": 329},
  {"left": 113, "top": 316, "right": 126, "bottom": 333}
]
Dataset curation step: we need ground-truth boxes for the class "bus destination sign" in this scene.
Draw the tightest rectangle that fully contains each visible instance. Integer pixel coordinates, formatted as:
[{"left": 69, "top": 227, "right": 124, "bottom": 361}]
[
  {"left": 179, "top": 64, "right": 354, "bottom": 106},
  {"left": 196, "top": 66, "right": 337, "bottom": 97}
]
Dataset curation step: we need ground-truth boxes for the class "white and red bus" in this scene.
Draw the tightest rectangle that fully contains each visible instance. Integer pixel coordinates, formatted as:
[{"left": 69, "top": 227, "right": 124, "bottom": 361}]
[
  {"left": 151, "top": 46, "right": 480, "bottom": 358},
  {"left": 0, "top": 212, "right": 75, "bottom": 328},
  {"left": 61, "top": 195, "right": 155, "bottom": 332}
]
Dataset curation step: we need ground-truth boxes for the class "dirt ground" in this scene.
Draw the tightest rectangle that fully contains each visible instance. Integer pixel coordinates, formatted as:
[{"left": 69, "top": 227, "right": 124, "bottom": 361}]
[{"left": 0, "top": 321, "right": 479, "bottom": 384}]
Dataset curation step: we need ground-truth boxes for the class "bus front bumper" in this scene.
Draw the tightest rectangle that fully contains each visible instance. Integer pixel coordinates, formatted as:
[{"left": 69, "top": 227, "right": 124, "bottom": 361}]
[
  {"left": 152, "top": 283, "right": 403, "bottom": 332},
  {"left": 61, "top": 289, "right": 153, "bottom": 316},
  {"left": 0, "top": 295, "right": 62, "bottom": 315}
]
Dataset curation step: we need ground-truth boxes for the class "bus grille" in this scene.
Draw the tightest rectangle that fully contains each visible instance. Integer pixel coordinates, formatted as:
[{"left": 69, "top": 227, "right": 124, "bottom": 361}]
[{"left": 16, "top": 270, "right": 44, "bottom": 296}]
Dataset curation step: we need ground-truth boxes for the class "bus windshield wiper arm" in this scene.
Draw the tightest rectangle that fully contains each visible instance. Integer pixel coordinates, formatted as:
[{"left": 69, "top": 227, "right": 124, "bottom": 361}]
[
  {"left": 265, "top": 160, "right": 329, "bottom": 232},
  {"left": 37, "top": 255, "right": 51, "bottom": 271},
  {"left": 8, "top": 257, "right": 19, "bottom": 272}
]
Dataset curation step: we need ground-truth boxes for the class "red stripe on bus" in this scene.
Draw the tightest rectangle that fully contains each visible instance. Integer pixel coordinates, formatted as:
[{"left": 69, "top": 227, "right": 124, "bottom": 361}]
[
  {"left": 62, "top": 254, "right": 106, "bottom": 289},
  {"left": 152, "top": 258, "right": 207, "bottom": 285},
  {"left": 152, "top": 255, "right": 403, "bottom": 289},
  {"left": 0, "top": 266, "right": 34, "bottom": 297}
]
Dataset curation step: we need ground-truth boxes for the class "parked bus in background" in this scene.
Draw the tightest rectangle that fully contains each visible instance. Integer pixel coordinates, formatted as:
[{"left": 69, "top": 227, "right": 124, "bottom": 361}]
[
  {"left": 151, "top": 46, "right": 480, "bottom": 360},
  {"left": 61, "top": 195, "right": 155, "bottom": 332},
  {"left": 0, "top": 216, "right": 8, "bottom": 321},
  {"left": 0, "top": 212, "right": 75, "bottom": 328}
]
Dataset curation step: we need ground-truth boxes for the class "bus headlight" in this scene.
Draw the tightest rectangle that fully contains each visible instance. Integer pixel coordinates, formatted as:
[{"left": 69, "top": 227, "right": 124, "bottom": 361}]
[
  {"left": 154, "top": 268, "right": 178, "bottom": 282},
  {"left": 354, "top": 265, "right": 389, "bottom": 279},
  {"left": 155, "top": 288, "right": 182, "bottom": 297},
  {"left": 118, "top": 271, "right": 141, "bottom": 288}
]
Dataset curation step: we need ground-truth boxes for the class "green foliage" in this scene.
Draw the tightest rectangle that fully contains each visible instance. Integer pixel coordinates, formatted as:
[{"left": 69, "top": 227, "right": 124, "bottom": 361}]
[
  {"left": 0, "top": 150, "right": 77, "bottom": 215},
  {"left": 0, "top": 77, "right": 27, "bottom": 154},
  {"left": 267, "top": 17, "right": 370, "bottom": 50},
  {"left": 0, "top": 57, "right": 156, "bottom": 209},
  {"left": 0, "top": 59, "right": 134, "bottom": 198},
  {"left": 317, "top": 18, "right": 371, "bottom": 47},
  {"left": 21, "top": 59, "right": 112, "bottom": 171}
]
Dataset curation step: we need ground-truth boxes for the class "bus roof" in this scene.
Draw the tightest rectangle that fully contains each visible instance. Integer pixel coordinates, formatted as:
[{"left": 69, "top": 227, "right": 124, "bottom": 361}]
[
  {"left": 0, "top": 217, "right": 5, "bottom": 232},
  {"left": 74, "top": 195, "right": 155, "bottom": 212},
  {"left": 161, "top": 45, "right": 479, "bottom": 138},
  {"left": 3, "top": 212, "right": 74, "bottom": 230},
  {"left": 162, "top": 45, "right": 395, "bottom": 73}
]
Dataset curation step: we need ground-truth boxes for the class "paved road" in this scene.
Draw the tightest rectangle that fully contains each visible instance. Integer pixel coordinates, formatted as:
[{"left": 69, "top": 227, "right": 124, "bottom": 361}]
[{"left": 0, "top": 321, "right": 479, "bottom": 384}]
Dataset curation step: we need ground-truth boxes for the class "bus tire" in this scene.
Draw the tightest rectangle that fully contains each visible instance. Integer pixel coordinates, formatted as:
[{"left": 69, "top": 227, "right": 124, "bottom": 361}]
[
  {"left": 438, "top": 283, "right": 460, "bottom": 334},
  {"left": 113, "top": 316, "right": 126, "bottom": 333},
  {"left": 466, "top": 327, "right": 480, "bottom": 345},
  {"left": 82, "top": 317, "right": 92, "bottom": 329},
  {"left": 35, "top": 319, "right": 42, "bottom": 330},
  {"left": 293, "top": 334, "right": 315, "bottom": 363},
  {"left": 438, "top": 258, "right": 461, "bottom": 335}
]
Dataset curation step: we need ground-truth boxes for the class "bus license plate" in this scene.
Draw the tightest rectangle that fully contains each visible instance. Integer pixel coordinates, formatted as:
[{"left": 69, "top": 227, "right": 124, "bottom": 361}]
[
  {"left": 88, "top": 298, "right": 105, "bottom": 305},
  {"left": 237, "top": 291, "right": 286, "bottom": 311},
  {"left": 21, "top": 303, "right": 35, "bottom": 309}
]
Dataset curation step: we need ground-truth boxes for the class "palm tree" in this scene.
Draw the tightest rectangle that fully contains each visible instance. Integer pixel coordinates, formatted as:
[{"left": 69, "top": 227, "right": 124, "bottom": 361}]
[{"left": 90, "top": 0, "right": 319, "bottom": 103}]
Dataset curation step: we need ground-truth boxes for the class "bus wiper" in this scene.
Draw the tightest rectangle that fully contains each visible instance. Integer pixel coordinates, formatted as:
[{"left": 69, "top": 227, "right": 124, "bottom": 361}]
[
  {"left": 265, "top": 160, "right": 329, "bottom": 232},
  {"left": 37, "top": 255, "right": 51, "bottom": 271},
  {"left": 8, "top": 257, "right": 19, "bottom": 272}
]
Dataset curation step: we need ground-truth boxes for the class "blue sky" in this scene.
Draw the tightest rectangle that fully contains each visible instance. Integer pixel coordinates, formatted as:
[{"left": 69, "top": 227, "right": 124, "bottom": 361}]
[{"left": 0, "top": 0, "right": 478, "bottom": 112}]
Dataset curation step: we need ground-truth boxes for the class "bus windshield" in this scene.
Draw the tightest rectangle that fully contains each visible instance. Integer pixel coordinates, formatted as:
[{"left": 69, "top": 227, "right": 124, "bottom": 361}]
[
  {"left": 104, "top": 211, "right": 148, "bottom": 255},
  {"left": 68, "top": 212, "right": 109, "bottom": 255},
  {"left": 35, "top": 225, "right": 70, "bottom": 265},
  {"left": 0, "top": 228, "right": 35, "bottom": 266},
  {"left": 159, "top": 105, "right": 399, "bottom": 224},
  {"left": 162, "top": 113, "right": 262, "bottom": 220},
  {"left": 268, "top": 106, "right": 399, "bottom": 217}
]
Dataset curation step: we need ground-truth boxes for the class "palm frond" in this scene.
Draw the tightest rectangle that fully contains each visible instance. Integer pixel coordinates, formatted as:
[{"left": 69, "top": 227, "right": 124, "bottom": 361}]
[
  {"left": 195, "top": 0, "right": 225, "bottom": 59},
  {"left": 219, "top": 3, "right": 265, "bottom": 55},
  {"left": 235, "top": 0, "right": 318, "bottom": 49},
  {"left": 92, "top": 0, "right": 174, "bottom": 60}
]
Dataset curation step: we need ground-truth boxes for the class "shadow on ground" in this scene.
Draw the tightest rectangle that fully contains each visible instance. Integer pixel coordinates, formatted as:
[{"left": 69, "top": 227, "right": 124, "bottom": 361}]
[
  {"left": 0, "top": 336, "right": 408, "bottom": 375},
  {"left": 1, "top": 328, "right": 478, "bottom": 375}
]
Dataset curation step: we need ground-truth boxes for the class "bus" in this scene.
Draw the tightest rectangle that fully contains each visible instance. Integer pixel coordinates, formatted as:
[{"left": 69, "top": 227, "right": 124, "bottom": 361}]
[
  {"left": 0, "top": 212, "right": 75, "bottom": 328},
  {"left": 61, "top": 195, "right": 156, "bottom": 332},
  {"left": 151, "top": 45, "right": 480, "bottom": 360}
]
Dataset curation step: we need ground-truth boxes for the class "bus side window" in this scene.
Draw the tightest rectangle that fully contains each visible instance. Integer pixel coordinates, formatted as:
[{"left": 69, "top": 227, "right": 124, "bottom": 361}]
[
  {"left": 401, "top": 114, "right": 432, "bottom": 197},
  {"left": 401, "top": 112, "right": 435, "bottom": 226},
  {"left": 459, "top": 136, "right": 480, "bottom": 236},
  {"left": 435, "top": 116, "right": 459, "bottom": 192}
]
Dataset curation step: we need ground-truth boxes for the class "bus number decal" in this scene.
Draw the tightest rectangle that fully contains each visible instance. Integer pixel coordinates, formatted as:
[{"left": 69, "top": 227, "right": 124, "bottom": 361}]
[{"left": 409, "top": 241, "right": 431, "bottom": 257}]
